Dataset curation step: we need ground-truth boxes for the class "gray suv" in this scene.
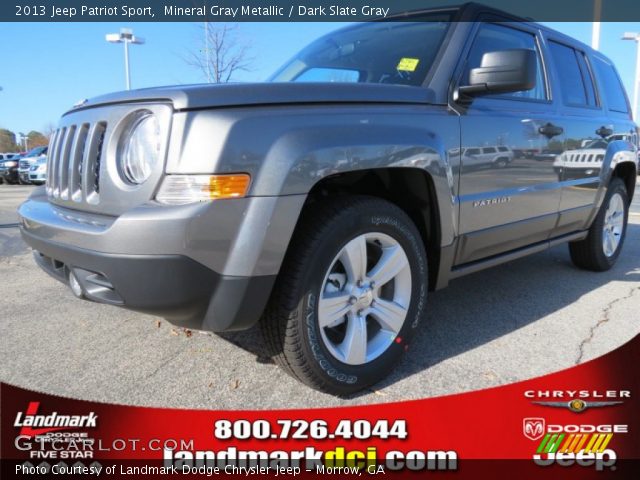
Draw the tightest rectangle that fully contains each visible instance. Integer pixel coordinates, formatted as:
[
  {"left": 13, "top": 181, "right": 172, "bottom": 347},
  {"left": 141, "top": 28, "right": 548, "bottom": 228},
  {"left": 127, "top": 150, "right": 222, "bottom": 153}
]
[{"left": 19, "top": 5, "right": 638, "bottom": 394}]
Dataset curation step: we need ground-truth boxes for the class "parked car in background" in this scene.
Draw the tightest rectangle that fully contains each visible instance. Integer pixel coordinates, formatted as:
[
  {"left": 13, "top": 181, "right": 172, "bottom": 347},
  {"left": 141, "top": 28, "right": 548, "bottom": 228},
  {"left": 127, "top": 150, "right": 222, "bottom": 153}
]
[
  {"left": 28, "top": 157, "right": 48, "bottom": 185},
  {"left": 450, "top": 145, "right": 514, "bottom": 170},
  {"left": 18, "top": 146, "right": 48, "bottom": 184},
  {"left": 0, "top": 155, "right": 21, "bottom": 184},
  {"left": 0, "top": 153, "right": 20, "bottom": 183}
]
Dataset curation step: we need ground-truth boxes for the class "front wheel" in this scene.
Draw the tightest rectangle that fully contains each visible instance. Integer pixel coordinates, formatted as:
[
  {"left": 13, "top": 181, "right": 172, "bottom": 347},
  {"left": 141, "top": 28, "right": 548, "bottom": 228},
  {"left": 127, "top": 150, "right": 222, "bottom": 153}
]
[
  {"left": 569, "top": 177, "right": 629, "bottom": 271},
  {"left": 261, "top": 196, "right": 428, "bottom": 395}
]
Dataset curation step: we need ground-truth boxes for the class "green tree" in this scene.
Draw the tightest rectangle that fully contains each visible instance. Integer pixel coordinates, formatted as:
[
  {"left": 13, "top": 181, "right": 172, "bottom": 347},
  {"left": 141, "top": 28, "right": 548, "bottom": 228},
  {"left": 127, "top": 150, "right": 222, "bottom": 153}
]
[
  {"left": 0, "top": 128, "right": 19, "bottom": 152},
  {"left": 26, "top": 131, "right": 48, "bottom": 149}
]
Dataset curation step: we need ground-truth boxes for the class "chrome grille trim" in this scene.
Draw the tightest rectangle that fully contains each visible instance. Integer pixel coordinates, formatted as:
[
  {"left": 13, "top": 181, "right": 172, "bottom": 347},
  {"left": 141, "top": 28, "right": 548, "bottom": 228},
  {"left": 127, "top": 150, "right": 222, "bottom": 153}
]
[
  {"left": 47, "top": 123, "right": 104, "bottom": 203},
  {"left": 52, "top": 127, "right": 67, "bottom": 198},
  {"left": 59, "top": 125, "right": 76, "bottom": 200},
  {"left": 69, "top": 123, "right": 89, "bottom": 202}
]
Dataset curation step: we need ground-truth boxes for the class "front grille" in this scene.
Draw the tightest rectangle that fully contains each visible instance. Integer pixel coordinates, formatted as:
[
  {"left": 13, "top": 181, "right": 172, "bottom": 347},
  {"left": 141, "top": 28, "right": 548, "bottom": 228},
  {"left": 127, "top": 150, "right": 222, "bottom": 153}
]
[
  {"left": 46, "top": 121, "right": 107, "bottom": 204},
  {"left": 20, "top": 160, "right": 30, "bottom": 169}
]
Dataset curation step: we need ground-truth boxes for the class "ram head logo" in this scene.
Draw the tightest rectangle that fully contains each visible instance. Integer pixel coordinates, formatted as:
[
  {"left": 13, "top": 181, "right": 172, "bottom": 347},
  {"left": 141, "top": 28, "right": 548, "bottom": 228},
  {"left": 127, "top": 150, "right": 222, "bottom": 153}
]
[{"left": 523, "top": 417, "right": 546, "bottom": 441}]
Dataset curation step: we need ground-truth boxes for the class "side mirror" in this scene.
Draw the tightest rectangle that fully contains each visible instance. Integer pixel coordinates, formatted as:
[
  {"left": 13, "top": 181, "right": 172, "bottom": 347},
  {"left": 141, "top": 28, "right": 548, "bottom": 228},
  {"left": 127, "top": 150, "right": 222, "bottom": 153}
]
[{"left": 458, "top": 49, "right": 537, "bottom": 97}]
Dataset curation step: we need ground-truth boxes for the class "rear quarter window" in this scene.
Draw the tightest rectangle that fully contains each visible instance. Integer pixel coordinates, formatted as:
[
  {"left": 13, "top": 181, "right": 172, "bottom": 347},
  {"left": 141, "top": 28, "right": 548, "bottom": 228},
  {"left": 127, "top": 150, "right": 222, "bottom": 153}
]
[{"left": 592, "top": 56, "right": 629, "bottom": 113}]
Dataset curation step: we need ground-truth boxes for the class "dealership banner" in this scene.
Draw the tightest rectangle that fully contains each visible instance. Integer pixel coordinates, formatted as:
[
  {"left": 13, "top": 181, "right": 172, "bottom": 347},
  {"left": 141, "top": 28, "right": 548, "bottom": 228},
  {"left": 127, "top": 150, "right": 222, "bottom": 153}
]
[
  {"left": 3, "top": 0, "right": 640, "bottom": 22},
  {"left": 1, "top": 335, "right": 638, "bottom": 478}
]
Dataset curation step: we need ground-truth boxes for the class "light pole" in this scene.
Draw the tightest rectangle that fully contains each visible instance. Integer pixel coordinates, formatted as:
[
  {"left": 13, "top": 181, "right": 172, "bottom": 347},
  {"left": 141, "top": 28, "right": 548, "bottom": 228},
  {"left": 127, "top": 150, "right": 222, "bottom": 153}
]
[
  {"left": 19, "top": 133, "right": 28, "bottom": 152},
  {"left": 591, "top": 0, "right": 602, "bottom": 50},
  {"left": 622, "top": 32, "right": 640, "bottom": 121},
  {"left": 106, "top": 28, "right": 145, "bottom": 90}
]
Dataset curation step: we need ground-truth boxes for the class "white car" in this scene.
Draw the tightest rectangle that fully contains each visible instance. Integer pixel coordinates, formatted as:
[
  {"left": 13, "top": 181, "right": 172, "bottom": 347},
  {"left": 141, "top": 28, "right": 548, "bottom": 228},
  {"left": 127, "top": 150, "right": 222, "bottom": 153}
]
[
  {"left": 28, "top": 157, "right": 47, "bottom": 185},
  {"left": 18, "top": 146, "right": 48, "bottom": 184},
  {"left": 450, "top": 145, "right": 515, "bottom": 169}
]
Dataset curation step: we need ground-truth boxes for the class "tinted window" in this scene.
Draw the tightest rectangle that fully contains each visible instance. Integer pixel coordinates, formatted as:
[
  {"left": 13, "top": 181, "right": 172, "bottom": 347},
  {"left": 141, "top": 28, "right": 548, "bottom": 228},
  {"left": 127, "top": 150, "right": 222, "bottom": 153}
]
[
  {"left": 497, "top": 146, "right": 509, "bottom": 152},
  {"left": 272, "top": 16, "right": 452, "bottom": 87},
  {"left": 466, "top": 148, "right": 481, "bottom": 155},
  {"left": 465, "top": 23, "right": 547, "bottom": 100},
  {"left": 482, "top": 147, "right": 497, "bottom": 153},
  {"left": 592, "top": 57, "right": 629, "bottom": 113},
  {"left": 548, "top": 41, "right": 596, "bottom": 107}
]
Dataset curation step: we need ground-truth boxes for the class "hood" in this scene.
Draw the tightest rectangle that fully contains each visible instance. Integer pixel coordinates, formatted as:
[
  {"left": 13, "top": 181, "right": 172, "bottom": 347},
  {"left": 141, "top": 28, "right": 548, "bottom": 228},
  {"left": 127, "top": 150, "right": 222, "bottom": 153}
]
[{"left": 66, "top": 82, "right": 437, "bottom": 114}]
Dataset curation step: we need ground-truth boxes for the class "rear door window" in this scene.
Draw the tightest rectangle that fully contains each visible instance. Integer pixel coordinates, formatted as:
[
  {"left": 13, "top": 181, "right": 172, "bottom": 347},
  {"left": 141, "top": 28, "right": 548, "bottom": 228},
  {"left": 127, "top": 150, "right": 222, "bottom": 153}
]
[{"left": 548, "top": 41, "right": 597, "bottom": 107}]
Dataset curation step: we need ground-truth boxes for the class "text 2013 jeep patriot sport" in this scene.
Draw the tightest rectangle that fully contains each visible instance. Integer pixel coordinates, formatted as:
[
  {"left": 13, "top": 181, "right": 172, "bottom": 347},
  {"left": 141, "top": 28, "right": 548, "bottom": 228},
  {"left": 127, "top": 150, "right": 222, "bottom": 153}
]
[{"left": 19, "top": 5, "right": 638, "bottom": 394}]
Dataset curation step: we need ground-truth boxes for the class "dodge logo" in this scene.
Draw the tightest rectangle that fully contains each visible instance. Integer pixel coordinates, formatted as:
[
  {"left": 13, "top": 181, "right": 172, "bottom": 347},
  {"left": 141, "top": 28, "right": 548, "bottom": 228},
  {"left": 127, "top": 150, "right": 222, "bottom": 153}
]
[{"left": 523, "top": 418, "right": 545, "bottom": 441}]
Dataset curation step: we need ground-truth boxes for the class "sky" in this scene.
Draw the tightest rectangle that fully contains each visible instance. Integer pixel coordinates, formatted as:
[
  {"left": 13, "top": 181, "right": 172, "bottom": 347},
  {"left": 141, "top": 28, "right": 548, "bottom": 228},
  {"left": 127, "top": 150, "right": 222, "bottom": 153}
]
[{"left": 0, "top": 21, "right": 639, "bottom": 138}]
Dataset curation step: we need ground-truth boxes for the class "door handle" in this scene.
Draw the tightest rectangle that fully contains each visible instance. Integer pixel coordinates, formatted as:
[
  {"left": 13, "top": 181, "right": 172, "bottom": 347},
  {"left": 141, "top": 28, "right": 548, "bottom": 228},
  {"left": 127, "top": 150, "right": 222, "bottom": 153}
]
[
  {"left": 596, "top": 126, "right": 613, "bottom": 138},
  {"left": 538, "top": 122, "right": 564, "bottom": 138}
]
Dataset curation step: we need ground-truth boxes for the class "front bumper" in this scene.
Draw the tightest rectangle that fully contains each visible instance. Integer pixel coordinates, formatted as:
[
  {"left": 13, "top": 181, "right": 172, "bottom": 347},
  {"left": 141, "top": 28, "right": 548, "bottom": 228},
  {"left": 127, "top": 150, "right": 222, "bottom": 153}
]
[
  {"left": 29, "top": 171, "right": 46, "bottom": 183},
  {"left": 0, "top": 167, "right": 18, "bottom": 182},
  {"left": 18, "top": 170, "right": 31, "bottom": 183},
  {"left": 19, "top": 190, "right": 306, "bottom": 331},
  {"left": 24, "top": 230, "right": 275, "bottom": 331}
]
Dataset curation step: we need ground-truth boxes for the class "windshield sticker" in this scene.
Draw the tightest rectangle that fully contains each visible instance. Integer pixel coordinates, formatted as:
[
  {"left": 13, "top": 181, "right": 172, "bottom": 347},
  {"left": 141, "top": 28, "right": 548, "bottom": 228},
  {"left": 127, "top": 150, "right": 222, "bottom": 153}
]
[{"left": 397, "top": 58, "right": 420, "bottom": 72}]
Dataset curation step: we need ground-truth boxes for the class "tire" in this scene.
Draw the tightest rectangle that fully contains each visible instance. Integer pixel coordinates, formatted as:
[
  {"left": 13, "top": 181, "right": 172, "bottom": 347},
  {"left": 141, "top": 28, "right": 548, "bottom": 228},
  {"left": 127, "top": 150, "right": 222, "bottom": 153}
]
[
  {"left": 494, "top": 158, "right": 508, "bottom": 168},
  {"left": 569, "top": 177, "right": 629, "bottom": 271},
  {"left": 261, "top": 195, "right": 428, "bottom": 395}
]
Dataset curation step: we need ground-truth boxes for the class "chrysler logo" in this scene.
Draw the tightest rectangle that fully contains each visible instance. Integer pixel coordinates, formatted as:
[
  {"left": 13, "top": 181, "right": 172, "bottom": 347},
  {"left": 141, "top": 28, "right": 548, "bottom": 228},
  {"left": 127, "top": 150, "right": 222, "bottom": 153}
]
[
  {"left": 523, "top": 417, "right": 545, "bottom": 441},
  {"left": 532, "top": 400, "right": 623, "bottom": 413}
]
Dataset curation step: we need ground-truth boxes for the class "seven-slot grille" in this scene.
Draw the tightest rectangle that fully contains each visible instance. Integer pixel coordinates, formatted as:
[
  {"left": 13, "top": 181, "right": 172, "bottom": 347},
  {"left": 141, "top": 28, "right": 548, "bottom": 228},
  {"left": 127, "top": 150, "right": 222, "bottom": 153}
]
[
  {"left": 566, "top": 153, "right": 604, "bottom": 164},
  {"left": 46, "top": 122, "right": 107, "bottom": 203}
]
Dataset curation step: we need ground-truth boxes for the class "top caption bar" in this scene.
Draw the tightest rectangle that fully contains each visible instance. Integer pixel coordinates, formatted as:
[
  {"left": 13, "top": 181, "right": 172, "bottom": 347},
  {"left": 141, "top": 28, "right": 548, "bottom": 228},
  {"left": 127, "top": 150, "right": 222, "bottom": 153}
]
[{"left": 3, "top": 0, "right": 640, "bottom": 22}]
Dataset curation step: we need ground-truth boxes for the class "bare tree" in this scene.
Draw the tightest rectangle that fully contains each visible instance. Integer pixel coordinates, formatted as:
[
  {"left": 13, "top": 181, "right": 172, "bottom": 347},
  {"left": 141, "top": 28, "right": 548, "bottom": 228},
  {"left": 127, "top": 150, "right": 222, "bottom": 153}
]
[
  {"left": 43, "top": 122, "right": 57, "bottom": 140},
  {"left": 186, "top": 23, "right": 253, "bottom": 84}
]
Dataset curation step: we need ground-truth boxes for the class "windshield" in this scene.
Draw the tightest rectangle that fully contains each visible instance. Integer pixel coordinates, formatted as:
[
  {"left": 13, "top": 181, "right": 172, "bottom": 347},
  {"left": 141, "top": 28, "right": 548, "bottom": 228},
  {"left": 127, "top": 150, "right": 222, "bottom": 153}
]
[
  {"left": 270, "top": 17, "right": 452, "bottom": 87},
  {"left": 25, "top": 146, "right": 47, "bottom": 157}
]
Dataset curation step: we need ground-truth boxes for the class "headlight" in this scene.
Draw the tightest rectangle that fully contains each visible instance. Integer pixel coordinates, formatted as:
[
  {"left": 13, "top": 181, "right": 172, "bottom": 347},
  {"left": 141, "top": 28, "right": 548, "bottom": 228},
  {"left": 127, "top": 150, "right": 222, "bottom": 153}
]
[
  {"left": 4, "top": 161, "right": 17, "bottom": 167},
  {"left": 119, "top": 111, "right": 160, "bottom": 185}
]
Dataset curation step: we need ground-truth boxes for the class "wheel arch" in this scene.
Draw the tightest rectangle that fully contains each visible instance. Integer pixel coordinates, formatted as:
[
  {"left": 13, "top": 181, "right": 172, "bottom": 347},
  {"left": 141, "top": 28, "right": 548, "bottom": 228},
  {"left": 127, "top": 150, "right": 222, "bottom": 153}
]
[
  {"left": 301, "top": 167, "right": 444, "bottom": 290},
  {"left": 612, "top": 161, "right": 637, "bottom": 203}
]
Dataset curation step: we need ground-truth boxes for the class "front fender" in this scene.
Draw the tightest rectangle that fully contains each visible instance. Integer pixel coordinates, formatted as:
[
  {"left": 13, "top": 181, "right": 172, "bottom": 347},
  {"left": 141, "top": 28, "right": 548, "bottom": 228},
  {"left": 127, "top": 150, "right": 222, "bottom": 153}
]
[{"left": 167, "top": 105, "right": 460, "bottom": 246}]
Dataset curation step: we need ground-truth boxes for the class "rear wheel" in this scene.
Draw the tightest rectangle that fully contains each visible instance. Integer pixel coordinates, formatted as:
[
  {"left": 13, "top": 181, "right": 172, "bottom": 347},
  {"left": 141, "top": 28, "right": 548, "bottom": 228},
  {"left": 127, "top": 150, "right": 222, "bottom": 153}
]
[
  {"left": 494, "top": 158, "right": 509, "bottom": 168},
  {"left": 261, "top": 196, "right": 428, "bottom": 395},
  {"left": 569, "top": 177, "right": 628, "bottom": 271}
]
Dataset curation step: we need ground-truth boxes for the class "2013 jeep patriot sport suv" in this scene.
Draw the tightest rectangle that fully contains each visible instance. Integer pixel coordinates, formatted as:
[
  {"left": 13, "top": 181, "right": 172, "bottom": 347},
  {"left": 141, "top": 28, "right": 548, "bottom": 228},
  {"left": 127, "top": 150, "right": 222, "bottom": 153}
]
[{"left": 19, "top": 4, "right": 638, "bottom": 394}]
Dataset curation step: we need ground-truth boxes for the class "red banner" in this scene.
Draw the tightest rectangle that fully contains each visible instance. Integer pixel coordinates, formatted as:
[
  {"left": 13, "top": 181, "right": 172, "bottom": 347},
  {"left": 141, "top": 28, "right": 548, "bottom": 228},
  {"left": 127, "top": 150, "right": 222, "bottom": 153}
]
[{"left": 2, "top": 334, "right": 639, "bottom": 478}]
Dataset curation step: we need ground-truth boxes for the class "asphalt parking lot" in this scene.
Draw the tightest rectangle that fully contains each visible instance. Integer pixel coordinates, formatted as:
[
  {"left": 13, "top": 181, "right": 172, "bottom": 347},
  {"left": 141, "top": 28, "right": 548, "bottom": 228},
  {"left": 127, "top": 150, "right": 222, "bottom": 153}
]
[{"left": 1, "top": 183, "right": 639, "bottom": 409}]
